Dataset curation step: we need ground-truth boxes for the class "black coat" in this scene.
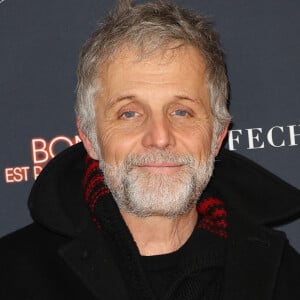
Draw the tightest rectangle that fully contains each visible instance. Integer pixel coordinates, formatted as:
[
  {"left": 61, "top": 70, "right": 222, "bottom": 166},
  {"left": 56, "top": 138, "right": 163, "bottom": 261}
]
[{"left": 1, "top": 143, "right": 300, "bottom": 299}]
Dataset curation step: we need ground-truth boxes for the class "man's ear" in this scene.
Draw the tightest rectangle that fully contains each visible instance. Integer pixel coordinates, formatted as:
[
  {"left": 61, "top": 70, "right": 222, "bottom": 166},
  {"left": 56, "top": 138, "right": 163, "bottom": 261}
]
[
  {"left": 214, "top": 123, "right": 229, "bottom": 156},
  {"left": 77, "top": 120, "right": 98, "bottom": 160}
]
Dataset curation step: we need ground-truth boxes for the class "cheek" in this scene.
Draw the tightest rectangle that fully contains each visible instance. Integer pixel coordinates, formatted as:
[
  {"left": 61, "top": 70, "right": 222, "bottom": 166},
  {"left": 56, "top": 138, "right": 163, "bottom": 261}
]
[
  {"left": 96, "top": 122, "right": 140, "bottom": 163},
  {"left": 178, "top": 121, "right": 213, "bottom": 159}
]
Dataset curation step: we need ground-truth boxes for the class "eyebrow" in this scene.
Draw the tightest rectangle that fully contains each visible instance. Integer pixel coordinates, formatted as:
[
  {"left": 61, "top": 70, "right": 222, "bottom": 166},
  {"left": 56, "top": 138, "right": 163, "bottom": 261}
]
[
  {"left": 105, "top": 93, "right": 205, "bottom": 109},
  {"left": 174, "top": 94, "right": 205, "bottom": 105},
  {"left": 106, "top": 95, "right": 136, "bottom": 109}
]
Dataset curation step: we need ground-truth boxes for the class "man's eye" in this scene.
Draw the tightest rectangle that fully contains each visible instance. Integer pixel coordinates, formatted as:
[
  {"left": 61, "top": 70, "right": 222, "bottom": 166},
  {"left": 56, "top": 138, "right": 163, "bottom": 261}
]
[
  {"left": 121, "top": 111, "right": 137, "bottom": 119},
  {"left": 172, "top": 109, "right": 189, "bottom": 117}
]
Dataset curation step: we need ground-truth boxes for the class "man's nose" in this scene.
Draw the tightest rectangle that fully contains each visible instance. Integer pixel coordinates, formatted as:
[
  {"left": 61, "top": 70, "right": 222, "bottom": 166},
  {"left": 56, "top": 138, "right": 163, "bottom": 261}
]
[{"left": 141, "top": 115, "right": 175, "bottom": 149}]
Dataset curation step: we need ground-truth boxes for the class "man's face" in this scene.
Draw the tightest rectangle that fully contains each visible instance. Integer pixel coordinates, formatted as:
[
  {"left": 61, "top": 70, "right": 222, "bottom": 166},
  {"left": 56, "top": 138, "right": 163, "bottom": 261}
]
[{"left": 82, "top": 45, "right": 226, "bottom": 217}]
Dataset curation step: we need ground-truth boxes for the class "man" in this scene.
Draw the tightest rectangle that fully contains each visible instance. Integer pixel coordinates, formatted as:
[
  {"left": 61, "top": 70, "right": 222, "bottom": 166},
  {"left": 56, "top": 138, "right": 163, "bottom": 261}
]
[{"left": 1, "top": 1, "right": 300, "bottom": 299}]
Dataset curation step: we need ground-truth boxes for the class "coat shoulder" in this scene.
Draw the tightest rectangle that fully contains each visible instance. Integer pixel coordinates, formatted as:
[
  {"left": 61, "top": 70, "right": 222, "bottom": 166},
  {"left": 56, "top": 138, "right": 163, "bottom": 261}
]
[
  {"left": 0, "top": 223, "right": 68, "bottom": 261},
  {"left": 0, "top": 223, "right": 94, "bottom": 300},
  {"left": 274, "top": 242, "right": 300, "bottom": 299}
]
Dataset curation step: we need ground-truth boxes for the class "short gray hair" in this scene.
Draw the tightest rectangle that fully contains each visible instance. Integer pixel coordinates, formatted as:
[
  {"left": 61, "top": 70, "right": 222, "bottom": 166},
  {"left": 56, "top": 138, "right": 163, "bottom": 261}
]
[{"left": 75, "top": 0, "right": 231, "bottom": 147}]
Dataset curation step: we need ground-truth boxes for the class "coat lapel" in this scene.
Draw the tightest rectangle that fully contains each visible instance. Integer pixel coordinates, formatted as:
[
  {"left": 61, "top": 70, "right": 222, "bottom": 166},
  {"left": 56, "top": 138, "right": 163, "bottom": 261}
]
[
  {"left": 223, "top": 210, "right": 286, "bottom": 300},
  {"left": 58, "top": 219, "right": 129, "bottom": 300}
]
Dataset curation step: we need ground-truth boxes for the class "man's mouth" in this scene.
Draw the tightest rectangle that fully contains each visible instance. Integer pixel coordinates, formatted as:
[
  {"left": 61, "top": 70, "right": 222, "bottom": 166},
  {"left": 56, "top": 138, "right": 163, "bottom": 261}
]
[{"left": 137, "top": 163, "right": 184, "bottom": 174}]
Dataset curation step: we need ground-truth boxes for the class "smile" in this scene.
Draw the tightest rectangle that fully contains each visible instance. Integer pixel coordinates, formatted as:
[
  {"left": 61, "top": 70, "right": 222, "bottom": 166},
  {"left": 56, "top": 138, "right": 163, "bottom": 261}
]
[{"left": 137, "top": 163, "right": 184, "bottom": 174}]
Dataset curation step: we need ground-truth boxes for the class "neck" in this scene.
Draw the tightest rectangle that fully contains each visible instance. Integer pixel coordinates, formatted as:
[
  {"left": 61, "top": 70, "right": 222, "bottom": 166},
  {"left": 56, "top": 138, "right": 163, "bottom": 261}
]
[{"left": 120, "top": 208, "right": 198, "bottom": 256}]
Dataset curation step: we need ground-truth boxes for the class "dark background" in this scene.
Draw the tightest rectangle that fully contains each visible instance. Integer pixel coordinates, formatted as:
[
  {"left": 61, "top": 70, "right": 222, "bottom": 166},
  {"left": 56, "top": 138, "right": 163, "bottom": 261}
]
[{"left": 1, "top": 0, "right": 299, "bottom": 251}]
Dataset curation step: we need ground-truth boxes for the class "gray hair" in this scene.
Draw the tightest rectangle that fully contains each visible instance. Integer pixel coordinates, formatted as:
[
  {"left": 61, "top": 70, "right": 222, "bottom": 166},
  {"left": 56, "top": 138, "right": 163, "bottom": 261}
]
[{"left": 75, "top": 0, "right": 231, "bottom": 148}]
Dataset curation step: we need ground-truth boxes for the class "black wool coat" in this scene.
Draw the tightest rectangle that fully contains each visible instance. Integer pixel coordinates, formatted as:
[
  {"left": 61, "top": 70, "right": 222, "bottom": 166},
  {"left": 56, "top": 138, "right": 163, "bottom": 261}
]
[{"left": 1, "top": 143, "right": 300, "bottom": 300}]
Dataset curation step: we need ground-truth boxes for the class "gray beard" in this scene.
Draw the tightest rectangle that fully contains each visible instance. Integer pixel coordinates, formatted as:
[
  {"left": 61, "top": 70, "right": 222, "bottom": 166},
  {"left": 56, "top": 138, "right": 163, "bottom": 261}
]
[{"left": 99, "top": 145, "right": 216, "bottom": 218}]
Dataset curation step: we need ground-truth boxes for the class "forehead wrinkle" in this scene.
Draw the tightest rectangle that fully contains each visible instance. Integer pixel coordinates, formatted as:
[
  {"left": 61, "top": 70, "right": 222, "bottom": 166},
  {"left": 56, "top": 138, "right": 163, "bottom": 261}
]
[{"left": 96, "top": 45, "right": 211, "bottom": 113}]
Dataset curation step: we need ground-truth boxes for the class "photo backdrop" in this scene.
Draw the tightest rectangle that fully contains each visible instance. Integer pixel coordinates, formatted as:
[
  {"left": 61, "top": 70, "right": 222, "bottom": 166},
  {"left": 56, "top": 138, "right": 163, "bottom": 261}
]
[{"left": 1, "top": 0, "right": 299, "bottom": 251}]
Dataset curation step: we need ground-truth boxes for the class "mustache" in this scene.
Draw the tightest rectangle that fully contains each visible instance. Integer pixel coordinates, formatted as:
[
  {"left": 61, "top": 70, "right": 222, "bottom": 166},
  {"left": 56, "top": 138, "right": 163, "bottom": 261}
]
[{"left": 123, "top": 150, "right": 196, "bottom": 170}]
